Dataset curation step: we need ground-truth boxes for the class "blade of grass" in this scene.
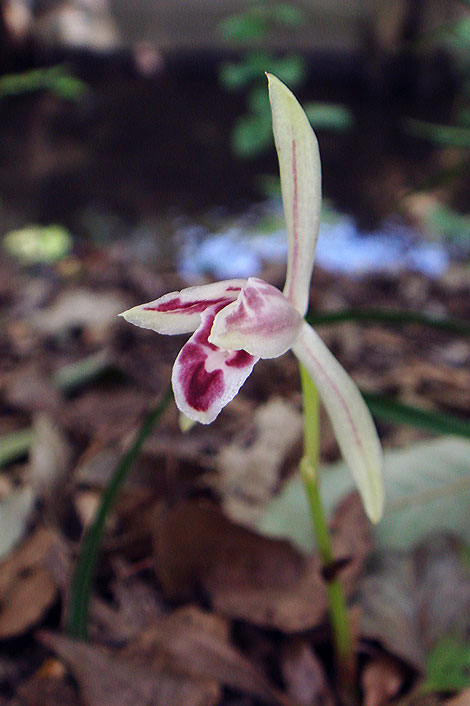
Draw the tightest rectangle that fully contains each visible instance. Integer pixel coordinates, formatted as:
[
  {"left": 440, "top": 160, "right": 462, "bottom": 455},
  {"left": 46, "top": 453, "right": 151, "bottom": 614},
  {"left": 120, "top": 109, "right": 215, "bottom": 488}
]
[
  {"left": 362, "top": 391, "right": 470, "bottom": 438},
  {"left": 405, "top": 118, "right": 470, "bottom": 148},
  {"left": 66, "top": 386, "right": 173, "bottom": 639},
  {"left": 0, "top": 428, "right": 35, "bottom": 467},
  {"left": 307, "top": 308, "right": 470, "bottom": 338},
  {"left": 53, "top": 350, "right": 112, "bottom": 393}
]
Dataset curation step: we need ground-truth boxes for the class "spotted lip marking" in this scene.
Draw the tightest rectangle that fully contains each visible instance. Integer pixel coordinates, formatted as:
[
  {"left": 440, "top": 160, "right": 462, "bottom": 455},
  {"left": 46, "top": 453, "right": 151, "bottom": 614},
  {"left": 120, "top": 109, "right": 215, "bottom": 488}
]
[
  {"left": 175, "top": 302, "right": 256, "bottom": 413},
  {"left": 178, "top": 350, "right": 224, "bottom": 411}
]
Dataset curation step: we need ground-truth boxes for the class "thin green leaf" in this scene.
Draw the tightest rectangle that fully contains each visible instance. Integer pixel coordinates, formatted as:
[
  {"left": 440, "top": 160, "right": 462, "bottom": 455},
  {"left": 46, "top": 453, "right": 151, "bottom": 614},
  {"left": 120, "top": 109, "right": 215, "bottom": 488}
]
[
  {"left": 218, "top": 14, "right": 267, "bottom": 42},
  {"left": 362, "top": 391, "right": 470, "bottom": 438},
  {"left": 305, "top": 102, "right": 353, "bottom": 131},
  {"left": 307, "top": 307, "right": 470, "bottom": 338},
  {"left": 0, "top": 65, "right": 87, "bottom": 100},
  {"left": 66, "top": 386, "right": 173, "bottom": 639},
  {"left": 53, "top": 351, "right": 112, "bottom": 393},
  {"left": 271, "top": 4, "right": 305, "bottom": 27},
  {"left": 0, "top": 429, "right": 35, "bottom": 467},
  {"left": 405, "top": 118, "right": 470, "bottom": 148},
  {"left": 231, "top": 114, "right": 273, "bottom": 158}
]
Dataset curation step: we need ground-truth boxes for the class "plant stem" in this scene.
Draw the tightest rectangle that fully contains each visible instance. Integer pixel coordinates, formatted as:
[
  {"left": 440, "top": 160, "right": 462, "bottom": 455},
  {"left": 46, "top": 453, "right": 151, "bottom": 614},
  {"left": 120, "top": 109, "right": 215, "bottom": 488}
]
[
  {"left": 66, "top": 386, "right": 173, "bottom": 639},
  {"left": 298, "top": 363, "right": 353, "bottom": 674}
]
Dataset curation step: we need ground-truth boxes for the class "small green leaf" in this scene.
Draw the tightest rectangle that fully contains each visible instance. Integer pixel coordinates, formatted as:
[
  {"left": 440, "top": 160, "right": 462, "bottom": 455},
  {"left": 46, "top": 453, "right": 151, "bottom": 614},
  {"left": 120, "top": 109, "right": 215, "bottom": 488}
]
[
  {"left": 231, "top": 114, "right": 273, "bottom": 158},
  {"left": 3, "top": 224, "right": 72, "bottom": 264},
  {"left": 271, "top": 4, "right": 305, "bottom": 27},
  {"left": 219, "top": 14, "right": 267, "bottom": 42},
  {"left": 53, "top": 351, "right": 113, "bottom": 394},
  {"left": 269, "top": 55, "right": 307, "bottom": 87},
  {"left": 219, "top": 62, "right": 252, "bottom": 91},
  {"left": 219, "top": 52, "right": 273, "bottom": 90},
  {"left": 427, "top": 203, "right": 470, "bottom": 243},
  {"left": 51, "top": 75, "right": 87, "bottom": 100},
  {"left": 305, "top": 102, "right": 353, "bottom": 131},
  {"left": 247, "top": 85, "right": 271, "bottom": 115},
  {"left": 0, "top": 65, "right": 87, "bottom": 100},
  {"left": 405, "top": 118, "right": 470, "bottom": 148},
  {"left": 424, "top": 637, "right": 470, "bottom": 691},
  {"left": 0, "top": 429, "right": 34, "bottom": 467}
]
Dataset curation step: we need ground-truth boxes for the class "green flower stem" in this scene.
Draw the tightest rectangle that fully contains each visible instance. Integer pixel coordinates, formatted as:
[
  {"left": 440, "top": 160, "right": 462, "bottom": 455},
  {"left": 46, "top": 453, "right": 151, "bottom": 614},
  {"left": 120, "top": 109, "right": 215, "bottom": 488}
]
[
  {"left": 298, "top": 363, "right": 353, "bottom": 670},
  {"left": 66, "top": 386, "right": 173, "bottom": 639}
]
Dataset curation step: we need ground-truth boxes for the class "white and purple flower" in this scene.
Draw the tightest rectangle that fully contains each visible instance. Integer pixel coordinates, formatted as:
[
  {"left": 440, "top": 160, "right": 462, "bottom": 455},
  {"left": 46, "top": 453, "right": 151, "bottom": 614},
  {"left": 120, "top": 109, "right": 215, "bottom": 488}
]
[{"left": 120, "top": 74, "right": 384, "bottom": 522}]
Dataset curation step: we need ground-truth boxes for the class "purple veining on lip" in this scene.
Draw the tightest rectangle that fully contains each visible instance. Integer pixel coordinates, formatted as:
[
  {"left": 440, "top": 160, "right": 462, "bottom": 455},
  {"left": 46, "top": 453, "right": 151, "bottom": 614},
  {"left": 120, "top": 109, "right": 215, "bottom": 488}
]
[{"left": 146, "top": 296, "right": 231, "bottom": 313}]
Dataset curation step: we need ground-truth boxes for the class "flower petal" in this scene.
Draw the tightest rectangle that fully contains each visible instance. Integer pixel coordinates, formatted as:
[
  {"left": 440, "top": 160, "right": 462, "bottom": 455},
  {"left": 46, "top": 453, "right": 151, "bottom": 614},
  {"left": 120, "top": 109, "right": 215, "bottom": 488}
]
[
  {"left": 172, "top": 303, "right": 259, "bottom": 424},
  {"left": 267, "top": 73, "right": 322, "bottom": 317},
  {"left": 209, "top": 277, "right": 302, "bottom": 359},
  {"left": 119, "top": 279, "right": 246, "bottom": 335},
  {"left": 292, "top": 322, "right": 384, "bottom": 523}
]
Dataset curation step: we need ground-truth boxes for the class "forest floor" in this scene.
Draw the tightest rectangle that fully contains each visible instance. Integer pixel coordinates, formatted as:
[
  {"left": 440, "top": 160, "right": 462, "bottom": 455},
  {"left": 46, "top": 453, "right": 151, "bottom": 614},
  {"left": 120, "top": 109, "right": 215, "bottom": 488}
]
[{"left": 1, "top": 238, "right": 470, "bottom": 705}]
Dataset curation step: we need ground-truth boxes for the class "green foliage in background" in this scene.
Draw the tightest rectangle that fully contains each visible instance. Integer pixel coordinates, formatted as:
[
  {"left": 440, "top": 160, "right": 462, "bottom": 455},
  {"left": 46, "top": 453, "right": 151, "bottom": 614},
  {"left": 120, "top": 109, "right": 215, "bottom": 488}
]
[
  {"left": 3, "top": 224, "right": 73, "bottom": 264},
  {"left": 405, "top": 3, "right": 470, "bottom": 241},
  {"left": 424, "top": 637, "right": 470, "bottom": 691},
  {"left": 426, "top": 202, "right": 470, "bottom": 243},
  {"left": 218, "top": 2, "right": 352, "bottom": 158},
  {"left": 0, "top": 65, "right": 87, "bottom": 101}
]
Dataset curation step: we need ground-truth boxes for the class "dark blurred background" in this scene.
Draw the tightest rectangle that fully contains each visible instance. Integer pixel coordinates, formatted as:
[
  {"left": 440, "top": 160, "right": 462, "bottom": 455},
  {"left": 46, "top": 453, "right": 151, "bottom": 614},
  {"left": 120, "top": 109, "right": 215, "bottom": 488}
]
[{"left": 1, "top": 0, "right": 469, "bottom": 270}]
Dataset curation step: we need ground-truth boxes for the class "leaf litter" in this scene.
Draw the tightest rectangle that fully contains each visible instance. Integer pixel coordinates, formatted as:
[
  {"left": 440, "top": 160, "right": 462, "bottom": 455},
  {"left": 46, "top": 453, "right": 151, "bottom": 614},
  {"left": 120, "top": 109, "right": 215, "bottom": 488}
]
[{"left": 1, "top": 239, "right": 470, "bottom": 703}]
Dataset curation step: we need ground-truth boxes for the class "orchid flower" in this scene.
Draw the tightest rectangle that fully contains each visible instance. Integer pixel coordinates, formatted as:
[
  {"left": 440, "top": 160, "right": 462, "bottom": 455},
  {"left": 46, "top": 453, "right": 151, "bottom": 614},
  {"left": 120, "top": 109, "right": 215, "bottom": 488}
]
[{"left": 120, "top": 74, "right": 384, "bottom": 523}]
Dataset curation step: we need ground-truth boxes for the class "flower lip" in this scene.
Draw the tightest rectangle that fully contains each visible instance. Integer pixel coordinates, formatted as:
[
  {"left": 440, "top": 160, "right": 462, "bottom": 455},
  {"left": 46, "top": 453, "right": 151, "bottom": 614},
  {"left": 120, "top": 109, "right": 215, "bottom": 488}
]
[
  {"left": 208, "top": 277, "right": 303, "bottom": 359},
  {"left": 172, "top": 302, "right": 259, "bottom": 424}
]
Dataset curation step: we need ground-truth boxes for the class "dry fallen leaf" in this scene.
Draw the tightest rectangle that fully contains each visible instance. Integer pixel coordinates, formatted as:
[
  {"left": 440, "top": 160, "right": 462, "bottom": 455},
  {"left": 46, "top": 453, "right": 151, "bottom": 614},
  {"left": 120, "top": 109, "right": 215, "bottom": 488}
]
[
  {"left": 29, "top": 289, "right": 128, "bottom": 339},
  {"left": 0, "top": 528, "right": 60, "bottom": 638},
  {"left": 361, "top": 654, "right": 406, "bottom": 706},
  {"left": 153, "top": 494, "right": 371, "bottom": 633},
  {"left": 0, "top": 486, "right": 35, "bottom": 561},
  {"left": 27, "top": 415, "right": 72, "bottom": 524},
  {"left": 90, "top": 569, "right": 163, "bottom": 642},
  {"left": 360, "top": 535, "right": 470, "bottom": 669},
  {"left": 215, "top": 397, "right": 302, "bottom": 525},
  {"left": 280, "top": 639, "right": 334, "bottom": 706},
  {"left": 445, "top": 688, "right": 470, "bottom": 705},
  {"left": 129, "top": 605, "right": 292, "bottom": 705},
  {"left": 62, "top": 388, "right": 150, "bottom": 444},
  {"left": 11, "top": 660, "right": 81, "bottom": 706},
  {"left": 39, "top": 632, "right": 220, "bottom": 706},
  {"left": 3, "top": 364, "right": 61, "bottom": 416}
]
